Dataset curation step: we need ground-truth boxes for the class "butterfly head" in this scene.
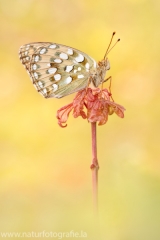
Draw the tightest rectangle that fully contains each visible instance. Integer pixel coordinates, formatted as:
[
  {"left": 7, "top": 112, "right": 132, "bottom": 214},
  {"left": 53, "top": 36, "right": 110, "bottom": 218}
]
[
  {"left": 91, "top": 58, "right": 110, "bottom": 87},
  {"left": 98, "top": 58, "right": 110, "bottom": 71}
]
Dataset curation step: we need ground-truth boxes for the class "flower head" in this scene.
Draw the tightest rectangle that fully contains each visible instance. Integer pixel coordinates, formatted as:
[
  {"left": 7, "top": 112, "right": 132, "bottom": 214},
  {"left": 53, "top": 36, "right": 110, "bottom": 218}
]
[{"left": 57, "top": 88, "right": 125, "bottom": 128}]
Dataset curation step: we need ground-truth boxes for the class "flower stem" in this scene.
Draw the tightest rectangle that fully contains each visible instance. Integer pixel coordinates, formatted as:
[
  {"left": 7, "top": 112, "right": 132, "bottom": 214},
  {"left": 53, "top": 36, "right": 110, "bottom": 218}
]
[{"left": 90, "top": 122, "right": 99, "bottom": 215}]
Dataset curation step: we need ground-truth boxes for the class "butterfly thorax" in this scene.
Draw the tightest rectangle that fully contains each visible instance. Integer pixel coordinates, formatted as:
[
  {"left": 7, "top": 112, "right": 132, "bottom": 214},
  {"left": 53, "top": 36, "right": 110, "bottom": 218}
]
[{"left": 91, "top": 59, "right": 110, "bottom": 87}]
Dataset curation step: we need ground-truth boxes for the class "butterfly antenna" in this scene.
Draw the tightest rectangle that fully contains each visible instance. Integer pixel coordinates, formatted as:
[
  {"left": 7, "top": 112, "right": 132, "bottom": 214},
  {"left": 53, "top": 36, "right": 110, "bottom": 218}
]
[
  {"left": 104, "top": 32, "right": 116, "bottom": 59},
  {"left": 106, "top": 38, "right": 120, "bottom": 56}
]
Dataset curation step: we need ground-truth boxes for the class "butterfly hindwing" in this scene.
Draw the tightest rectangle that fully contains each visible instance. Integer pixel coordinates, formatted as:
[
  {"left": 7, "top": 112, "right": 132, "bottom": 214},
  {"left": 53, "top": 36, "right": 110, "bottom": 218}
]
[{"left": 19, "top": 42, "right": 97, "bottom": 98}]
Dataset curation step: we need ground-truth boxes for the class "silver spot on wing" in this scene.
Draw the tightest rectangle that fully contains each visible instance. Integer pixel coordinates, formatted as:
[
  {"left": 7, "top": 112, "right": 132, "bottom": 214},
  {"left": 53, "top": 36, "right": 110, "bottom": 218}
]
[
  {"left": 59, "top": 53, "right": 68, "bottom": 60},
  {"left": 34, "top": 72, "right": 39, "bottom": 79},
  {"left": 65, "top": 65, "right": 73, "bottom": 72},
  {"left": 34, "top": 55, "right": 40, "bottom": 62},
  {"left": 52, "top": 84, "right": 58, "bottom": 92},
  {"left": 75, "top": 54, "right": 84, "bottom": 63},
  {"left": 85, "top": 63, "right": 90, "bottom": 69},
  {"left": 47, "top": 68, "right": 57, "bottom": 74},
  {"left": 40, "top": 48, "right": 47, "bottom": 54},
  {"left": 49, "top": 44, "right": 57, "bottom": 49},
  {"left": 67, "top": 48, "right": 73, "bottom": 55},
  {"left": 65, "top": 76, "right": 72, "bottom": 84},
  {"left": 54, "top": 74, "right": 61, "bottom": 81},
  {"left": 32, "top": 64, "right": 37, "bottom": 70},
  {"left": 54, "top": 58, "right": 62, "bottom": 63},
  {"left": 78, "top": 74, "right": 84, "bottom": 79},
  {"left": 38, "top": 81, "right": 44, "bottom": 88}
]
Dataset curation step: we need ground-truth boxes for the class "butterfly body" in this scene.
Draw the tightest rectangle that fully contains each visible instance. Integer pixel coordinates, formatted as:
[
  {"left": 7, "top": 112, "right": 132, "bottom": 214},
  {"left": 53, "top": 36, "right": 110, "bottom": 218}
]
[
  {"left": 19, "top": 42, "right": 110, "bottom": 98},
  {"left": 90, "top": 59, "right": 110, "bottom": 87}
]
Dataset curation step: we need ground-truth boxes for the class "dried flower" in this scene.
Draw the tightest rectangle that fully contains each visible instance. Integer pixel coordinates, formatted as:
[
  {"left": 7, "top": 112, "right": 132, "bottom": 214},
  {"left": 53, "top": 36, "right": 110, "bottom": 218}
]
[{"left": 57, "top": 87, "right": 125, "bottom": 127}]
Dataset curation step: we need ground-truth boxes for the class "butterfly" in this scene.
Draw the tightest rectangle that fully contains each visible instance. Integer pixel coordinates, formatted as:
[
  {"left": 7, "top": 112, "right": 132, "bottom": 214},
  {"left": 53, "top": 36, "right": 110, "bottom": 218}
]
[{"left": 19, "top": 32, "right": 119, "bottom": 99}]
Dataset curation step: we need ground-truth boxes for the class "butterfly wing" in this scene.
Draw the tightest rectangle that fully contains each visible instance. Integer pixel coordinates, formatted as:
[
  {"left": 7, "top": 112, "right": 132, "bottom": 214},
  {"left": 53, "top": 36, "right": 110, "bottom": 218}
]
[{"left": 19, "top": 42, "right": 97, "bottom": 98}]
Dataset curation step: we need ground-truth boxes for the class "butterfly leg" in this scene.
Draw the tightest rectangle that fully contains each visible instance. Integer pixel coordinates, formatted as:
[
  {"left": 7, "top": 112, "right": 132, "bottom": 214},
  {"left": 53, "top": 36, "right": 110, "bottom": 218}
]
[
  {"left": 85, "top": 76, "right": 92, "bottom": 93},
  {"left": 102, "top": 76, "right": 114, "bottom": 101},
  {"left": 101, "top": 76, "right": 111, "bottom": 90},
  {"left": 105, "top": 76, "right": 112, "bottom": 91},
  {"left": 87, "top": 76, "right": 92, "bottom": 88}
]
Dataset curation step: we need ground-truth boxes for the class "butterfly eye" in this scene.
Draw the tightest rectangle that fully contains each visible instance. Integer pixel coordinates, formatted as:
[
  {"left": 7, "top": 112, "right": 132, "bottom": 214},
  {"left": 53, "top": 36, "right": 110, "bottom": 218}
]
[{"left": 106, "top": 61, "right": 110, "bottom": 70}]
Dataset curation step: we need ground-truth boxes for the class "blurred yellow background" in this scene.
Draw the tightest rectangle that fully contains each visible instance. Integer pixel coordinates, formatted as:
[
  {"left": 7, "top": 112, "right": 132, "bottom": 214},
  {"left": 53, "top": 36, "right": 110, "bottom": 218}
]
[{"left": 0, "top": 0, "right": 160, "bottom": 239}]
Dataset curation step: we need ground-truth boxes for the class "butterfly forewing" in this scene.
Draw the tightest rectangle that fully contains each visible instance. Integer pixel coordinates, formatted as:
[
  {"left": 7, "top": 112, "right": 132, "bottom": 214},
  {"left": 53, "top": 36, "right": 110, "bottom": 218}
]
[
  {"left": 19, "top": 43, "right": 50, "bottom": 72},
  {"left": 19, "top": 42, "right": 97, "bottom": 98}
]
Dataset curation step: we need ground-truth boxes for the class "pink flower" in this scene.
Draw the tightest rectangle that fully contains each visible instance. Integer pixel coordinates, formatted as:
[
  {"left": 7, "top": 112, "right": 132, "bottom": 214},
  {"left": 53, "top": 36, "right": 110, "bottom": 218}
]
[{"left": 57, "top": 88, "right": 125, "bottom": 128}]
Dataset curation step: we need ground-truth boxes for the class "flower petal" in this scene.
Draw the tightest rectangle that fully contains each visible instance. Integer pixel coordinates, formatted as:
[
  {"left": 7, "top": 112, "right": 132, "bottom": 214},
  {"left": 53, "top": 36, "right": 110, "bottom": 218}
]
[
  {"left": 101, "top": 89, "right": 111, "bottom": 100},
  {"left": 73, "top": 89, "right": 87, "bottom": 119},
  {"left": 87, "top": 99, "right": 109, "bottom": 125},
  {"left": 57, "top": 103, "right": 73, "bottom": 128},
  {"left": 106, "top": 101, "right": 125, "bottom": 118},
  {"left": 57, "top": 87, "right": 125, "bottom": 127}
]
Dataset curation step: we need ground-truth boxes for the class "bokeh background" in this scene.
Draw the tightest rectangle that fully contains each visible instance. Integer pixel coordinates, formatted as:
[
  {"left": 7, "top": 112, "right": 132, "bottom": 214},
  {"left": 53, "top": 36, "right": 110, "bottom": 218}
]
[{"left": 0, "top": 0, "right": 160, "bottom": 239}]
